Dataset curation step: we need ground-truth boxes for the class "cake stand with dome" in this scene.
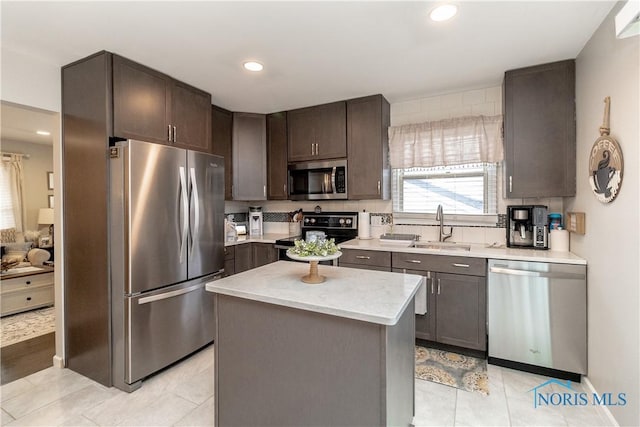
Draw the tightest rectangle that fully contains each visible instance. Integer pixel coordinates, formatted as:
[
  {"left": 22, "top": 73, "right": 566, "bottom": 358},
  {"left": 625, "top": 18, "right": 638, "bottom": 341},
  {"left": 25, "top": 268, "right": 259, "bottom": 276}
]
[{"left": 285, "top": 251, "right": 342, "bottom": 284}]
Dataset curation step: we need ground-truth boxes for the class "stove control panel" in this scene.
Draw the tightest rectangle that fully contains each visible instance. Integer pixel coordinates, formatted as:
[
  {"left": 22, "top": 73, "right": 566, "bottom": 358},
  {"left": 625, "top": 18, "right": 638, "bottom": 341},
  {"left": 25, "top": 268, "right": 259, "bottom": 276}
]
[{"left": 302, "top": 213, "right": 358, "bottom": 230}]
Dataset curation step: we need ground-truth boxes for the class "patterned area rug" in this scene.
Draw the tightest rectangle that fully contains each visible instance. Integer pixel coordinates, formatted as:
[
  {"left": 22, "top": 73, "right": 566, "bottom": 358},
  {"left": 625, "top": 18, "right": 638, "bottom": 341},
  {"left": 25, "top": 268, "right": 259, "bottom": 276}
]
[
  {"left": 1, "top": 306, "right": 55, "bottom": 348},
  {"left": 415, "top": 346, "right": 489, "bottom": 395}
]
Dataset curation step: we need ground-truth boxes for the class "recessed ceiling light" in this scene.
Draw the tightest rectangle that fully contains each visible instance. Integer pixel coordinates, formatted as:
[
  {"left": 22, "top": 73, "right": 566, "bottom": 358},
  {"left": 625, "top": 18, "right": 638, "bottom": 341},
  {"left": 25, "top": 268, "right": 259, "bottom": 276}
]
[
  {"left": 243, "top": 61, "right": 264, "bottom": 72},
  {"left": 430, "top": 4, "right": 458, "bottom": 22},
  {"left": 36, "top": 130, "right": 51, "bottom": 136}
]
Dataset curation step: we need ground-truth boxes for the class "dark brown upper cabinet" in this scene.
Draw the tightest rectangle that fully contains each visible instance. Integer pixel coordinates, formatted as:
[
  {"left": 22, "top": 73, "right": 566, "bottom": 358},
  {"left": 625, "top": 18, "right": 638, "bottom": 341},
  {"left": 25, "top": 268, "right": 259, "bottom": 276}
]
[
  {"left": 347, "top": 95, "right": 390, "bottom": 200},
  {"left": 267, "top": 112, "right": 288, "bottom": 200},
  {"left": 232, "top": 113, "right": 267, "bottom": 200},
  {"left": 503, "top": 59, "right": 576, "bottom": 198},
  {"left": 113, "top": 55, "right": 170, "bottom": 144},
  {"left": 171, "top": 80, "right": 212, "bottom": 152},
  {"left": 113, "top": 55, "right": 212, "bottom": 152},
  {"left": 287, "top": 101, "right": 346, "bottom": 162},
  {"left": 211, "top": 104, "right": 233, "bottom": 200}
]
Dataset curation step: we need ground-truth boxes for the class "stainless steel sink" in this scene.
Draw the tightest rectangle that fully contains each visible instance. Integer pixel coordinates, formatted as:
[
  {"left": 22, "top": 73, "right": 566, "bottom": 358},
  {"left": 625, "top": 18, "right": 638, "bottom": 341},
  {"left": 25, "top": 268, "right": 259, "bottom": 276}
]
[{"left": 412, "top": 241, "right": 471, "bottom": 251}]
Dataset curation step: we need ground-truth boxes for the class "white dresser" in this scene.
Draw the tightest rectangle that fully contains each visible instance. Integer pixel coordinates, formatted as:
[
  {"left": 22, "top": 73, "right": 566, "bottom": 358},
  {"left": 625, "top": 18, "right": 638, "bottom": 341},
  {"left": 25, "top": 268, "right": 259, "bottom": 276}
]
[{"left": 1, "top": 267, "right": 54, "bottom": 316}]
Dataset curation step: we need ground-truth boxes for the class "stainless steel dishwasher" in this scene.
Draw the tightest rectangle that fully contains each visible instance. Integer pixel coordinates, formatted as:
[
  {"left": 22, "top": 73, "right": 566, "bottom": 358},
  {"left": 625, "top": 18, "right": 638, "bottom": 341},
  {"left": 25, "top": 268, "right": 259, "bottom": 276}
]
[{"left": 487, "top": 259, "right": 587, "bottom": 378}]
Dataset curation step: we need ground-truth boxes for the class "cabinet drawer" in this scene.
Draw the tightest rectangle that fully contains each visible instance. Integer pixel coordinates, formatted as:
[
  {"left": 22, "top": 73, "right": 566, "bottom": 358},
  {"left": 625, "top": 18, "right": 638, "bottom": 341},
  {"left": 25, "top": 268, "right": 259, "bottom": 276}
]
[
  {"left": 1, "top": 285, "right": 54, "bottom": 316},
  {"left": 1, "top": 272, "right": 54, "bottom": 293},
  {"left": 340, "top": 249, "right": 391, "bottom": 268},
  {"left": 392, "top": 253, "right": 486, "bottom": 276},
  {"left": 339, "top": 262, "right": 391, "bottom": 272}
]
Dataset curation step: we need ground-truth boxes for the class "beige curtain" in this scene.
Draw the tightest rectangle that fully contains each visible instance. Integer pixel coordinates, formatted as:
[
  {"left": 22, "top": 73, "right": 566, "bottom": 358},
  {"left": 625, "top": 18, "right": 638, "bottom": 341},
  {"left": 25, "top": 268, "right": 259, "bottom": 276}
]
[
  {"left": 388, "top": 115, "right": 503, "bottom": 169},
  {"left": 0, "top": 154, "right": 26, "bottom": 232}
]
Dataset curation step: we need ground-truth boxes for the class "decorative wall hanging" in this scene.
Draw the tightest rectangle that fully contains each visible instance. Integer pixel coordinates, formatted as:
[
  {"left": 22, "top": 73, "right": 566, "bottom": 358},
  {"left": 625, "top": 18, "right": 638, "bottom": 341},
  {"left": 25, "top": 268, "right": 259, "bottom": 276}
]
[{"left": 589, "top": 97, "right": 623, "bottom": 203}]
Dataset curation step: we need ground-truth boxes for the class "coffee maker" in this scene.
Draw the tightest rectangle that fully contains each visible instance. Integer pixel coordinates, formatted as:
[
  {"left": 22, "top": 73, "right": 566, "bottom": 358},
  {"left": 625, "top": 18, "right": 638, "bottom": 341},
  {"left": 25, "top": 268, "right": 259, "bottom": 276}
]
[
  {"left": 249, "top": 206, "right": 263, "bottom": 237},
  {"left": 506, "top": 205, "right": 548, "bottom": 249}
]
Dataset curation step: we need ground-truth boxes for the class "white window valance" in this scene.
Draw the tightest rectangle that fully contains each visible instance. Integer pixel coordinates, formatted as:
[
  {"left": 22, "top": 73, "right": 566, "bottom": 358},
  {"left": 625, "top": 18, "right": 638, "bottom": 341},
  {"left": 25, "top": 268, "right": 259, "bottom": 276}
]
[
  {"left": 0, "top": 154, "right": 25, "bottom": 232},
  {"left": 388, "top": 115, "right": 504, "bottom": 169}
]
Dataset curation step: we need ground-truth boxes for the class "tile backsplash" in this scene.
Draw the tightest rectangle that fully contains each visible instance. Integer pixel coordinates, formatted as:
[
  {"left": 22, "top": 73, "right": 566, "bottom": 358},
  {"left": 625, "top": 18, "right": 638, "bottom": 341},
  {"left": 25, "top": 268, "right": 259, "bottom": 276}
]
[{"left": 226, "top": 200, "right": 516, "bottom": 245}]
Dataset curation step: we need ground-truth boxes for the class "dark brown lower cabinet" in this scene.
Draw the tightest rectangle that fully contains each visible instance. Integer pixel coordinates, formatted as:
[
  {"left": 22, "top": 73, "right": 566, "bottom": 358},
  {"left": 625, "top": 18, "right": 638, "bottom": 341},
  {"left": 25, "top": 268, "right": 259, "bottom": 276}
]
[
  {"left": 434, "top": 273, "right": 486, "bottom": 350},
  {"left": 392, "top": 267, "right": 486, "bottom": 351},
  {"left": 339, "top": 248, "right": 392, "bottom": 271},
  {"left": 223, "top": 246, "right": 235, "bottom": 277},
  {"left": 251, "top": 243, "right": 278, "bottom": 268},
  {"left": 393, "top": 269, "right": 436, "bottom": 342},
  {"left": 223, "top": 243, "right": 278, "bottom": 276},
  {"left": 234, "top": 244, "right": 252, "bottom": 274}
]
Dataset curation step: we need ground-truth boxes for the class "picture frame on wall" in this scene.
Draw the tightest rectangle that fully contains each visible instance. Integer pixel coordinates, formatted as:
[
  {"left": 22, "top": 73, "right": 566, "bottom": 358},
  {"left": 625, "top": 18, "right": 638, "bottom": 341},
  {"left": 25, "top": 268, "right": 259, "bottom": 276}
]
[
  {"left": 48, "top": 195, "right": 54, "bottom": 208},
  {"left": 47, "top": 171, "right": 54, "bottom": 190}
]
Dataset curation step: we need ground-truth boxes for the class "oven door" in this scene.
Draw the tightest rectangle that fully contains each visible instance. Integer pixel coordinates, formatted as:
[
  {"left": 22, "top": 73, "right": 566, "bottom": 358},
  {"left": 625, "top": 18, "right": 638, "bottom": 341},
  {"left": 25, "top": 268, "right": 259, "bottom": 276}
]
[
  {"left": 275, "top": 245, "right": 293, "bottom": 262},
  {"left": 275, "top": 244, "right": 338, "bottom": 266}
]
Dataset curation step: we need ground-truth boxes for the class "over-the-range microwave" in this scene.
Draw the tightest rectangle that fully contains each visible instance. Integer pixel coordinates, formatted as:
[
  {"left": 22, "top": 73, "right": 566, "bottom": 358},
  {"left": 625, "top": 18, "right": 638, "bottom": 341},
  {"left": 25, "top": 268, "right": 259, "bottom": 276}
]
[{"left": 288, "top": 159, "right": 347, "bottom": 200}]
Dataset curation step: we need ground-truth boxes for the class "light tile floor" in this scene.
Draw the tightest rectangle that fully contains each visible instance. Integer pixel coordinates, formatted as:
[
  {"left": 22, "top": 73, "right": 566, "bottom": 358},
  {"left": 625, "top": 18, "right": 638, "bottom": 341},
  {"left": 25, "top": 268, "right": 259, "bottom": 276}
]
[{"left": 0, "top": 344, "right": 610, "bottom": 426}]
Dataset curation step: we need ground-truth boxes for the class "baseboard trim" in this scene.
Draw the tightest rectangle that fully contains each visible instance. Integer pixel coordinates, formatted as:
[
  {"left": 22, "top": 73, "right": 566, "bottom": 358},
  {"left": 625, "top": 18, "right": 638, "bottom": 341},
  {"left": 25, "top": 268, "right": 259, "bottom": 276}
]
[
  {"left": 52, "top": 354, "right": 64, "bottom": 369},
  {"left": 583, "top": 376, "right": 619, "bottom": 427}
]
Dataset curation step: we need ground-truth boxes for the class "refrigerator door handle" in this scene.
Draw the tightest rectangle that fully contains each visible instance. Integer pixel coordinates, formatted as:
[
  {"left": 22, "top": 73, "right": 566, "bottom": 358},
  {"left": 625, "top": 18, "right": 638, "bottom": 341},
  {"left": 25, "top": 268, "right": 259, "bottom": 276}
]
[
  {"left": 179, "top": 166, "right": 189, "bottom": 264},
  {"left": 137, "top": 282, "right": 203, "bottom": 305},
  {"left": 189, "top": 167, "right": 200, "bottom": 252}
]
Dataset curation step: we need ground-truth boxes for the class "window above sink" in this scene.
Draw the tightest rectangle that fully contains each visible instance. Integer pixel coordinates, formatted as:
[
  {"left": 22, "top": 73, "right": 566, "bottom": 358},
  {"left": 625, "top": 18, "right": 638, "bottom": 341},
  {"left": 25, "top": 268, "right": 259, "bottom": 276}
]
[{"left": 392, "top": 163, "right": 497, "bottom": 215}]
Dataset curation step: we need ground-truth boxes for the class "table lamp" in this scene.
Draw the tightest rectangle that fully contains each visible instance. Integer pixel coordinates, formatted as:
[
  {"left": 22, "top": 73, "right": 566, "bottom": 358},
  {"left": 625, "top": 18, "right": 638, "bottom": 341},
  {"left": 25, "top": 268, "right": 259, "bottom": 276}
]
[{"left": 37, "top": 207, "right": 54, "bottom": 247}]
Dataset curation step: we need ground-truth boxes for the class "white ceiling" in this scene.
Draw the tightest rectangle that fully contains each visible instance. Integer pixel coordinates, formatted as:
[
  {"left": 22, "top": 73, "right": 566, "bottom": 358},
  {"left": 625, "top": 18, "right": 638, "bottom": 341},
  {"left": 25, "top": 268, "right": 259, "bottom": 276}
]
[
  {"left": 1, "top": 102, "right": 57, "bottom": 146},
  {"left": 1, "top": 1, "right": 615, "bottom": 114}
]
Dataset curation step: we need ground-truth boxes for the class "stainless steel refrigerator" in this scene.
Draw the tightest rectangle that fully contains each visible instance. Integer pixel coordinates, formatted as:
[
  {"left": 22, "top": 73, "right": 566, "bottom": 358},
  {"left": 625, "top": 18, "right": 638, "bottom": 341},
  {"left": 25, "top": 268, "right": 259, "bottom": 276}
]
[{"left": 109, "top": 139, "right": 224, "bottom": 391}]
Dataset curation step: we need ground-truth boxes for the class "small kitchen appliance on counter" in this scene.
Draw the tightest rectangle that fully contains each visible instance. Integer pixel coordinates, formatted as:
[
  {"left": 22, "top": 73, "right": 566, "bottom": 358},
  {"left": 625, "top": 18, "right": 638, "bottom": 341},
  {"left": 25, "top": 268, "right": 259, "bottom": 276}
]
[
  {"left": 506, "top": 205, "right": 549, "bottom": 249},
  {"left": 249, "top": 206, "right": 263, "bottom": 236}
]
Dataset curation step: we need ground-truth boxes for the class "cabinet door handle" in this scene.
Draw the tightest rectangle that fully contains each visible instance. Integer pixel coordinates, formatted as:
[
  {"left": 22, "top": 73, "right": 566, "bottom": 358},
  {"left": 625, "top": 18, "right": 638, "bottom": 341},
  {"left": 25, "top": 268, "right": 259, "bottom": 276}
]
[
  {"left": 26, "top": 281, "right": 31, "bottom": 285},
  {"left": 452, "top": 263, "right": 470, "bottom": 268},
  {"left": 311, "top": 144, "right": 315, "bottom": 155},
  {"left": 406, "top": 259, "right": 422, "bottom": 264},
  {"left": 263, "top": 185, "right": 266, "bottom": 198},
  {"left": 355, "top": 255, "right": 371, "bottom": 260},
  {"left": 26, "top": 297, "right": 32, "bottom": 301},
  {"left": 173, "top": 126, "right": 177, "bottom": 143},
  {"left": 509, "top": 175, "right": 513, "bottom": 193},
  {"left": 430, "top": 279, "right": 434, "bottom": 294},
  {"left": 283, "top": 184, "right": 287, "bottom": 195},
  {"left": 315, "top": 143, "right": 319, "bottom": 156},
  {"left": 437, "top": 278, "right": 441, "bottom": 295},
  {"left": 168, "top": 125, "right": 173, "bottom": 142},
  {"left": 377, "top": 180, "right": 381, "bottom": 195}
]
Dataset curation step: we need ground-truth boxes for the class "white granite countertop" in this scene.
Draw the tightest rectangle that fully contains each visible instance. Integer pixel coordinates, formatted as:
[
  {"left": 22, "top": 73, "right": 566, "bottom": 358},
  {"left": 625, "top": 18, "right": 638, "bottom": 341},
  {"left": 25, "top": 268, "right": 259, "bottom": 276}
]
[
  {"left": 224, "top": 233, "right": 290, "bottom": 246},
  {"left": 339, "top": 238, "right": 587, "bottom": 265},
  {"left": 206, "top": 261, "right": 424, "bottom": 326}
]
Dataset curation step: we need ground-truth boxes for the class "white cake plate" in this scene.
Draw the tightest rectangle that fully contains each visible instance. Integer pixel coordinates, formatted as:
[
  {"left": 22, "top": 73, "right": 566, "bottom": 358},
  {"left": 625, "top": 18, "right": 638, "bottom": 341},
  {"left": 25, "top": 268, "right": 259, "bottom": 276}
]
[{"left": 285, "top": 251, "right": 342, "bottom": 284}]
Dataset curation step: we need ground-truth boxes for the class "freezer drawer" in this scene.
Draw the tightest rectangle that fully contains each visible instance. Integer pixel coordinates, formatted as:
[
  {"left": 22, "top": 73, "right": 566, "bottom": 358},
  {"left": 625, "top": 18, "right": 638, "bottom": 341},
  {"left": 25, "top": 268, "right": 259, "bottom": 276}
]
[
  {"left": 125, "top": 276, "right": 216, "bottom": 384},
  {"left": 488, "top": 259, "right": 587, "bottom": 374}
]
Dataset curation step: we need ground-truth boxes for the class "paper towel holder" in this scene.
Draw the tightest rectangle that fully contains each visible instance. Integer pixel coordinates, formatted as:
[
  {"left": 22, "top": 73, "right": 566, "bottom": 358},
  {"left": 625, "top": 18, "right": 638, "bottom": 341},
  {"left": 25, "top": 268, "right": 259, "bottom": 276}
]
[{"left": 358, "top": 210, "right": 372, "bottom": 240}]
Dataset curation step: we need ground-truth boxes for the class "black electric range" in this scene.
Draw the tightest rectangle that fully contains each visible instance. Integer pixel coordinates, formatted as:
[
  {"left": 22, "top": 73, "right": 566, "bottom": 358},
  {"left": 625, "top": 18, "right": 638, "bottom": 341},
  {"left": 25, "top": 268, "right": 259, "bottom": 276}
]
[{"left": 274, "top": 212, "right": 358, "bottom": 261}]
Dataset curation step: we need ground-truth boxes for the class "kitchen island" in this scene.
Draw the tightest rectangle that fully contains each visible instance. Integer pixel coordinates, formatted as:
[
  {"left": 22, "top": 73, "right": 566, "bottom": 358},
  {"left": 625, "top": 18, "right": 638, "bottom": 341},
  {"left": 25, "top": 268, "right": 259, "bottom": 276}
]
[{"left": 206, "top": 261, "right": 423, "bottom": 427}]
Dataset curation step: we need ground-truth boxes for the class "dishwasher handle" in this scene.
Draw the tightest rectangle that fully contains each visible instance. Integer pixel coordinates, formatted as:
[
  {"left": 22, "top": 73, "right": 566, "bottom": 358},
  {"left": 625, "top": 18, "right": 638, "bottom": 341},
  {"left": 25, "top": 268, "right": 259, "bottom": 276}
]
[{"left": 489, "top": 266, "right": 585, "bottom": 280}]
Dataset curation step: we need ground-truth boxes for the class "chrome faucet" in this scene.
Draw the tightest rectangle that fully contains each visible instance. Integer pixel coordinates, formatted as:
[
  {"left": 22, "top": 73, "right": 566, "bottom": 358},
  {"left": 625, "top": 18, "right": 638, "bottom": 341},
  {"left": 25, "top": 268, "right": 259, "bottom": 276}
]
[{"left": 435, "top": 204, "right": 453, "bottom": 242}]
